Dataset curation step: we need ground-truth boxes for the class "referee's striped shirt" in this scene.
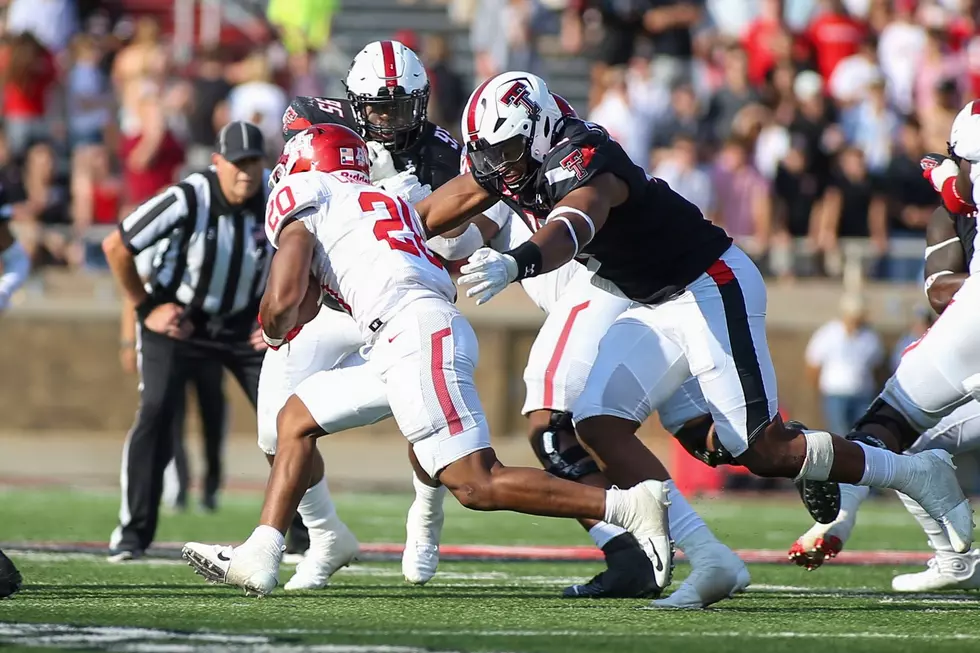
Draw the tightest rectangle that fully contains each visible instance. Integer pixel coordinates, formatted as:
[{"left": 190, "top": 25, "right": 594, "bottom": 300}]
[{"left": 118, "top": 167, "right": 273, "bottom": 317}]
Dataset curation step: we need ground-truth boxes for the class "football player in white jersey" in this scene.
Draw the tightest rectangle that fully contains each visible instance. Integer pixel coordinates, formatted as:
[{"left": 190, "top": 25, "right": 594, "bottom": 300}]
[
  {"left": 182, "top": 123, "right": 675, "bottom": 597},
  {"left": 786, "top": 203, "right": 980, "bottom": 591}
]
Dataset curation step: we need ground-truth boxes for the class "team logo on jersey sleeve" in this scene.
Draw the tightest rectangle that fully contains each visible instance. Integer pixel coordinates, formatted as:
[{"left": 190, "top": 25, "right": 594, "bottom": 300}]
[{"left": 559, "top": 146, "right": 596, "bottom": 181}]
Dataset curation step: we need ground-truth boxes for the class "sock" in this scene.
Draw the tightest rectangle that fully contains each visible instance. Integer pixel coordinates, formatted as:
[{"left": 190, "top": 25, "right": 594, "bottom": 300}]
[
  {"left": 244, "top": 524, "right": 286, "bottom": 554},
  {"left": 408, "top": 474, "right": 447, "bottom": 544},
  {"left": 588, "top": 522, "right": 625, "bottom": 549},
  {"left": 297, "top": 478, "right": 339, "bottom": 534},
  {"left": 897, "top": 491, "right": 954, "bottom": 553},
  {"left": 603, "top": 488, "right": 630, "bottom": 530},
  {"left": 856, "top": 442, "right": 912, "bottom": 490},
  {"left": 665, "top": 480, "right": 707, "bottom": 547}
]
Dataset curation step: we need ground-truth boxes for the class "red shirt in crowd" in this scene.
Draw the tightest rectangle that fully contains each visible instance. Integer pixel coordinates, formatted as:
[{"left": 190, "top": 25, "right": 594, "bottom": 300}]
[
  {"left": 805, "top": 11, "right": 867, "bottom": 80},
  {"left": 119, "top": 131, "right": 186, "bottom": 206},
  {"left": 0, "top": 47, "right": 56, "bottom": 119}
]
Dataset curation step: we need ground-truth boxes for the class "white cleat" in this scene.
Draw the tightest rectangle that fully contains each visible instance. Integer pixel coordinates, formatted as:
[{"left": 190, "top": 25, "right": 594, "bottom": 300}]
[
  {"left": 182, "top": 541, "right": 280, "bottom": 597},
  {"left": 902, "top": 450, "right": 974, "bottom": 553},
  {"left": 403, "top": 543, "right": 440, "bottom": 585},
  {"left": 645, "top": 543, "right": 749, "bottom": 609},
  {"left": 402, "top": 486, "right": 446, "bottom": 585},
  {"left": 181, "top": 543, "right": 234, "bottom": 585},
  {"left": 621, "top": 480, "right": 673, "bottom": 592},
  {"left": 892, "top": 550, "right": 980, "bottom": 592},
  {"left": 284, "top": 522, "right": 360, "bottom": 591}
]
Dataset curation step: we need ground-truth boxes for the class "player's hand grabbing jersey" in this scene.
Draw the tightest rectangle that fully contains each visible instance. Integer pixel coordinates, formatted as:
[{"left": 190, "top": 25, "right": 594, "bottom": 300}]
[
  {"left": 474, "top": 117, "right": 732, "bottom": 305},
  {"left": 283, "top": 96, "right": 462, "bottom": 191}
]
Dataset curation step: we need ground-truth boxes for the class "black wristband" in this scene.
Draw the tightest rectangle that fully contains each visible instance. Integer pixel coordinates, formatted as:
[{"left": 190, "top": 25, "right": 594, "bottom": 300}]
[
  {"left": 135, "top": 297, "right": 154, "bottom": 321},
  {"left": 505, "top": 241, "right": 543, "bottom": 281}
]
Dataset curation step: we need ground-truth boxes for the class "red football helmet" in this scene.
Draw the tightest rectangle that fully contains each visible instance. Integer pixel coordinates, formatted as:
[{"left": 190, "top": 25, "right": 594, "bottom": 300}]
[{"left": 270, "top": 123, "right": 371, "bottom": 186}]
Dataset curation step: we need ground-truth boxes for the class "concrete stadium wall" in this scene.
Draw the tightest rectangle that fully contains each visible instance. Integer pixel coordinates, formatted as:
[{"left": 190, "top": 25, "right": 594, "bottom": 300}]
[{"left": 0, "top": 281, "right": 924, "bottom": 442}]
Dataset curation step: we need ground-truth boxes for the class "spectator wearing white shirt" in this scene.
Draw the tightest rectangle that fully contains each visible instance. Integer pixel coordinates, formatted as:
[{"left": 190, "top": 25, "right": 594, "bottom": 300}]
[
  {"left": 224, "top": 53, "right": 288, "bottom": 160},
  {"left": 589, "top": 66, "right": 650, "bottom": 168},
  {"left": 651, "top": 134, "right": 714, "bottom": 220},
  {"left": 805, "top": 294, "right": 885, "bottom": 435}
]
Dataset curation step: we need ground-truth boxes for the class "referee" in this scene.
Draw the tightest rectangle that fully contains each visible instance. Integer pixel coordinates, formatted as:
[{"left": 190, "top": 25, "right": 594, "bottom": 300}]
[{"left": 102, "top": 121, "right": 273, "bottom": 560}]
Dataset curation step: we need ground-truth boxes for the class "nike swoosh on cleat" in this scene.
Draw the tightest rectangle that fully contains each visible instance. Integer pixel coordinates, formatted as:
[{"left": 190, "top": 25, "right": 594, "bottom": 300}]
[
  {"left": 649, "top": 541, "right": 664, "bottom": 572},
  {"left": 217, "top": 551, "right": 231, "bottom": 562}
]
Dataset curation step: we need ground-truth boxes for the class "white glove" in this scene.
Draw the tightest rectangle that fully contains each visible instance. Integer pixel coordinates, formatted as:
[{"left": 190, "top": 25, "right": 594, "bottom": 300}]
[
  {"left": 458, "top": 247, "right": 518, "bottom": 306},
  {"left": 367, "top": 140, "right": 398, "bottom": 183},
  {"left": 923, "top": 157, "right": 959, "bottom": 193},
  {"left": 378, "top": 170, "right": 432, "bottom": 205}
]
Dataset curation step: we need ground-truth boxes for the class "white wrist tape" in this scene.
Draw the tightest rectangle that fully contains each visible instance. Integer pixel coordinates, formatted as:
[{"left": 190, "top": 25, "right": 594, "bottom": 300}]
[
  {"left": 924, "top": 270, "right": 954, "bottom": 294},
  {"left": 546, "top": 207, "right": 595, "bottom": 244},
  {"left": 426, "top": 223, "right": 484, "bottom": 261},
  {"left": 261, "top": 331, "right": 285, "bottom": 348}
]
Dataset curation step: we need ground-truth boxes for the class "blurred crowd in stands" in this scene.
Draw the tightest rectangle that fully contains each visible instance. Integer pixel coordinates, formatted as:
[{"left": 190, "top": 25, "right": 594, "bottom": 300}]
[{"left": 0, "top": 0, "right": 969, "bottom": 284}]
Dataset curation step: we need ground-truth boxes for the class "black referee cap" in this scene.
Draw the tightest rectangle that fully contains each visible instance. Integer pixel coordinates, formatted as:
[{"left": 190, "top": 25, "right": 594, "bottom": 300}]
[{"left": 216, "top": 121, "right": 265, "bottom": 163}]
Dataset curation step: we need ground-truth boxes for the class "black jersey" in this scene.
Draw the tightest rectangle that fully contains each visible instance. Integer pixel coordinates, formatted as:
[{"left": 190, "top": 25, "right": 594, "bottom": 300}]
[
  {"left": 282, "top": 96, "right": 462, "bottom": 190},
  {"left": 475, "top": 118, "right": 732, "bottom": 304},
  {"left": 948, "top": 207, "right": 977, "bottom": 268}
]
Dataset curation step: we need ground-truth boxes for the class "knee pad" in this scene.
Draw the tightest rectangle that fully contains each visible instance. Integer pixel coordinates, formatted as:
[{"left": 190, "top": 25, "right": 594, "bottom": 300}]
[
  {"left": 673, "top": 416, "right": 735, "bottom": 468},
  {"left": 530, "top": 411, "right": 600, "bottom": 481},
  {"left": 853, "top": 397, "right": 920, "bottom": 450}
]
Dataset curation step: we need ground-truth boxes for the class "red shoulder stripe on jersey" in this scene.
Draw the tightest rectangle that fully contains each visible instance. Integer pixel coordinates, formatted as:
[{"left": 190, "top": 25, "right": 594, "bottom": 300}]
[
  {"left": 466, "top": 77, "right": 494, "bottom": 141},
  {"left": 380, "top": 41, "right": 398, "bottom": 88},
  {"left": 972, "top": 101, "right": 980, "bottom": 115}
]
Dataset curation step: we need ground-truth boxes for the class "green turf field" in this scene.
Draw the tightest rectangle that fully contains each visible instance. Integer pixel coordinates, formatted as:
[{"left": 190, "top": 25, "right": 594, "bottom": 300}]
[{"left": 2, "top": 487, "right": 979, "bottom": 653}]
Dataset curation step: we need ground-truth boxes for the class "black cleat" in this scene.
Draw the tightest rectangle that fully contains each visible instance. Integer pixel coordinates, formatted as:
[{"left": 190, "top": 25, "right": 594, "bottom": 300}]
[
  {"left": 286, "top": 512, "right": 310, "bottom": 555},
  {"left": 787, "top": 420, "right": 841, "bottom": 524},
  {"left": 0, "top": 550, "right": 23, "bottom": 599},
  {"left": 562, "top": 533, "right": 661, "bottom": 599}
]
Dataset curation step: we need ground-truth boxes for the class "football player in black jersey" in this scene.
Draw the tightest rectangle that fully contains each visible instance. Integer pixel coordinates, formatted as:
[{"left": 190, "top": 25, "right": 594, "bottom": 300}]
[
  {"left": 277, "top": 40, "right": 463, "bottom": 574},
  {"left": 414, "top": 72, "right": 974, "bottom": 576},
  {"left": 786, "top": 203, "right": 980, "bottom": 585},
  {"left": 279, "top": 48, "right": 677, "bottom": 598}
]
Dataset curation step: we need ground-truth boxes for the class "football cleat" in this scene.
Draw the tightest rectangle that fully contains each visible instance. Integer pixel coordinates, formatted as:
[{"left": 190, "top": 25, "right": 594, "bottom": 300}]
[
  {"left": 182, "top": 542, "right": 280, "bottom": 597},
  {"left": 0, "top": 550, "right": 23, "bottom": 599},
  {"left": 901, "top": 450, "right": 974, "bottom": 553},
  {"left": 286, "top": 513, "right": 310, "bottom": 555},
  {"left": 787, "top": 420, "right": 841, "bottom": 525},
  {"left": 562, "top": 532, "right": 660, "bottom": 599},
  {"left": 892, "top": 551, "right": 980, "bottom": 592},
  {"left": 284, "top": 522, "right": 360, "bottom": 591},
  {"left": 645, "top": 543, "right": 750, "bottom": 609},
  {"left": 402, "top": 484, "right": 447, "bottom": 586},
  {"left": 788, "top": 484, "right": 868, "bottom": 570}
]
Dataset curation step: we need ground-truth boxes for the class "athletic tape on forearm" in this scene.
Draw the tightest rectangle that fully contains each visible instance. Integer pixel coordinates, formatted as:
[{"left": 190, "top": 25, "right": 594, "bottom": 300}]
[
  {"left": 546, "top": 207, "right": 595, "bottom": 245},
  {"left": 924, "top": 270, "right": 954, "bottom": 295}
]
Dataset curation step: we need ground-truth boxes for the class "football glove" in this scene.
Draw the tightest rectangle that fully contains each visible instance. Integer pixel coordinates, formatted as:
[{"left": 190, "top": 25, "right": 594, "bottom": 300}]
[{"left": 458, "top": 247, "right": 518, "bottom": 306}]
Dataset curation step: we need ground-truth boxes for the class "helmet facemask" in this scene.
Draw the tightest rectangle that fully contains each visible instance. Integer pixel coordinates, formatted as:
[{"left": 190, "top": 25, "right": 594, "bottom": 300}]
[
  {"left": 467, "top": 113, "right": 542, "bottom": 193},
  {"left": 348, "top": 84, "right": 429, "bottom": 152}
]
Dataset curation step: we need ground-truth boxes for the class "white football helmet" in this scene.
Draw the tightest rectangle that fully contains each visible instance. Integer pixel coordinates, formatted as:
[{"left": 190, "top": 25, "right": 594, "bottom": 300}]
[
  {"left": 461, "top": 71, "right": 563, "bottom": 190},
  {"left": 345, "top": 40, "right": 429, "bottom": 151}
]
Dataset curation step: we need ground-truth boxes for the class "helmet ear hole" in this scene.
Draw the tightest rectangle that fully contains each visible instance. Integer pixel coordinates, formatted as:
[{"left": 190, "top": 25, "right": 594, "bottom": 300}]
[{"left": 543, "top": 117, "right": 551, "bottom": 138}]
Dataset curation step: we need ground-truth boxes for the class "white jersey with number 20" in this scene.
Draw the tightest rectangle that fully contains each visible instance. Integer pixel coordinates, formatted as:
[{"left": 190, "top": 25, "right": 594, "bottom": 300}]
[{"left": 265, "top": 170, "right": 457, "bottom": 342}]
